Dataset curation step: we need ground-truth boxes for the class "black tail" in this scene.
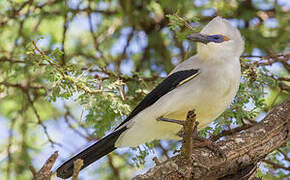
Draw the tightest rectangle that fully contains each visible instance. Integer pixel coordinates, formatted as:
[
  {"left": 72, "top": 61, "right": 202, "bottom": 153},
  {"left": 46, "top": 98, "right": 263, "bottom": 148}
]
[{"left": 56, "top": 127, "right": 127, "bottom": 179}]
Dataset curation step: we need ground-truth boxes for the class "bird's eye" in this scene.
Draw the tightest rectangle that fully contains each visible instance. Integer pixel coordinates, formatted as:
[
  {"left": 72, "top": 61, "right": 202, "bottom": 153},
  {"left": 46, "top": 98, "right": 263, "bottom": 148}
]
[
  {"left": 207, "top": 34, "right": 230, "bottom": 43},
  {"left": 213, "top": 35, "right": 221, "bottom": 40},
  {"left": 212, "top": 35, "right": 223, "bottom": 41}
]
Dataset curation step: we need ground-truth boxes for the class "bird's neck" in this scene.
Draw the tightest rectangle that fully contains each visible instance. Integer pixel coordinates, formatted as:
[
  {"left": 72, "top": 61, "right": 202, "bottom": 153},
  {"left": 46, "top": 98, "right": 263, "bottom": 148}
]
[
  {"left": 197, "top": 43, "right": 240, "bottom": 61},
  {"left": 198, "top": 50, "right": 238, "bottom": 62},
  {"left": 195, "top": 51, "right": 240, "bottom": 66}
]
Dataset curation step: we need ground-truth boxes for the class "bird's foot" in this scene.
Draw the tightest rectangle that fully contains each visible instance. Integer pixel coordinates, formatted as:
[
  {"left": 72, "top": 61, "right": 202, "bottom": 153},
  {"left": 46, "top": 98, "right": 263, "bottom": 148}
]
[
  {"left": 178, "top": 119, "right": 225, "bottom": 158},
  {"left": 157, "top": 113, "right": 225, "bottom": 158},
  {"left": 177, "top": 119, "right": 199, "bottom": 138}
]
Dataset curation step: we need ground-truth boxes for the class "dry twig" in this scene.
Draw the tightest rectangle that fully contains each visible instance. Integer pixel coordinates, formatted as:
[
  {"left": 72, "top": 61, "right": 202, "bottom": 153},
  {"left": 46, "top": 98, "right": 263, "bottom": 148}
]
[
  {"left": 72, "top": 159, "right": 84, "bottom": 180},
  {"left": 29, "top": 152, "right": 85, "bottom": 180},
  {"left": 30, "top": 151, "right": 58, "bottom": 180}
]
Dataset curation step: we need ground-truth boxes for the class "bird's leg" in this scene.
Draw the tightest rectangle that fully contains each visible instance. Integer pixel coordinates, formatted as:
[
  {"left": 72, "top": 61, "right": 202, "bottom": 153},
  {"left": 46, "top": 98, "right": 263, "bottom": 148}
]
[
  {"left": 157, "top": 113, "right": 225, "bottom": 158},
  {"left": 175, "top": 116, "right": 225, "bottom": 158},
  {"left": 157, "top": 114, "right": 190, "bottom": 157},
  {"left": 181, "top": 110, "right": 196, "bottom": 180},
  {"left": 176, "top": 117, "right": 198, "bottom": 139},
  {"left": 157, "top": 117, "right": 185, "bottom": 125}
]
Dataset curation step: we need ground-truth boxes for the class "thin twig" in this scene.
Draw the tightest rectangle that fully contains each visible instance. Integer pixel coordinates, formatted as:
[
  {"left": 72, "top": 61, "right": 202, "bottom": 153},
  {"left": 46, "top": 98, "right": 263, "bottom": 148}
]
[
  {"left": 279, "top": 82, "right": 290, "bottom": 93},
  {"left": 87, "top": 0, "right": 104, "bottom": 59},
  {"left": 0, "top": 81, "right": 46, "bottom": 90},
  {"left": 262, "top": 159, "right": 290, "bottom": 171},
  {"left": 157, "top": 143, "right": 170, "bottom": 160},
  {"left": 243, "top": 53, "right": 290, "bottom": 66},
  {"left": 26, "top": 92, "right": 59, "bottom": 147},
  {"left": 115, "top": 30, "right": 134, "bottom": 73},
  {"left": 278, "top": 77, "right": 290, "bottom": 82},
  {"left": 277, "top": 149, "right": 290, "bottom": 162},
  {"left": 107, "top": 154, "right": 121, "bottom": 180},
  {"left": 152, "top": 157, "right": 161, "bottom": 166},
  {"left": 64, "top": 105, "right": 96, "bottom": 141},
  {"left": 210, "top": 124, "right": 253, "bottom": 141},
  {"left": 7, "top": 115, "right": 18, "bottom": 180},
  {"left": 61, "top": 0, "right": 69, "bottom": 66}
]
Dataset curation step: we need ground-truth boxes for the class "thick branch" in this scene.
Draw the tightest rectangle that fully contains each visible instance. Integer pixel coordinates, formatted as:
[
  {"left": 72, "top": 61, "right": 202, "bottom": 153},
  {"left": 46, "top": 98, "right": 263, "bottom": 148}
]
[{"left": 133, "top": 98, "right": 290, "bottom": 180}]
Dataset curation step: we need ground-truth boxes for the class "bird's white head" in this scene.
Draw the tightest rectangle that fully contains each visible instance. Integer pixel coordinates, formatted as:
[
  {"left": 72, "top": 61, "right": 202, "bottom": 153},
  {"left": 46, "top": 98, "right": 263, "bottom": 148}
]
[{"left": 197, "top": 16, "right": 244, "bottom": 60}]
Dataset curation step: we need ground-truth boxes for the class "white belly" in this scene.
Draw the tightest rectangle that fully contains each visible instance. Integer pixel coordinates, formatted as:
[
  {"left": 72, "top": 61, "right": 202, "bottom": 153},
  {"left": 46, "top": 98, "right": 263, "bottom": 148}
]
[{"left": 115, "top": 59, "right": 241, "bottom": 147}]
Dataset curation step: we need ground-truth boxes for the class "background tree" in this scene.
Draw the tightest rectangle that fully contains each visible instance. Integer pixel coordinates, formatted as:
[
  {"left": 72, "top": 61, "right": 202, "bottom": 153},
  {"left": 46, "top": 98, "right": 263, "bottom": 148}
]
[{"left": 0, "top": 0, "right": 289, "bottom": 179}]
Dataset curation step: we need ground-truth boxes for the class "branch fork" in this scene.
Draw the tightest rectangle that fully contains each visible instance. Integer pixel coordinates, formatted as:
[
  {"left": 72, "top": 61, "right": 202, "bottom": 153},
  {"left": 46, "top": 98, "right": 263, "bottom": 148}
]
[{"left": 29, "top": 151, "right": 83, "bottom": 180}]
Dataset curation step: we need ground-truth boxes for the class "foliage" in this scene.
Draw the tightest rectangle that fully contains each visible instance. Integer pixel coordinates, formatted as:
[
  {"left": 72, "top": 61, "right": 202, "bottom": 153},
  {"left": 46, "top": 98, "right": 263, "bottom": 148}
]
[{"left": 0, "top": 0, "right": 289, "bottom": 179}]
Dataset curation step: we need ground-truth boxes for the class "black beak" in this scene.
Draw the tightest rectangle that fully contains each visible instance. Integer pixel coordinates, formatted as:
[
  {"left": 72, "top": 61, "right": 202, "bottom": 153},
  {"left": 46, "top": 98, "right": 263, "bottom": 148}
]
[{"left": 186, "top": 33, "right": 211, "bottom": 44}]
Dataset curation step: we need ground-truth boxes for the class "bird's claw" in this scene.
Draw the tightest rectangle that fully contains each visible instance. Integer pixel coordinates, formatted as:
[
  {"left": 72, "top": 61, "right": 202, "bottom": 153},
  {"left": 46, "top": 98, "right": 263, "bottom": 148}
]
[{"left": 179, "top": 118, "right": 226, "bottom": 158}]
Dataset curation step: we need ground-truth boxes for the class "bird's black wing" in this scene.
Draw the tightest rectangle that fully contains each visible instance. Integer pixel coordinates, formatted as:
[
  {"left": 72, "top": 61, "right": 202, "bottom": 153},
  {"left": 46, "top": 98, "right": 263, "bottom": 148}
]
[{"left": 115, "top": 69, "right": 200, "bottom": 129}]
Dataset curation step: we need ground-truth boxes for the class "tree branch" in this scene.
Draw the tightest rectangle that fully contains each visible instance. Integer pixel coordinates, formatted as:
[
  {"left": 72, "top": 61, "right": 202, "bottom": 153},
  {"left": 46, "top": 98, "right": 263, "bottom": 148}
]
[
  {"left": 72, "top": 159, "right": 84, "bottom": 180},
  {"left": 133, "top": 98, "right": 290, "bottom": 180},
  {"left": 29, "top": 152, "right": 84, "bottom": 180},
  {"left": 262, "top": 159, "right": 290, "bottom": 171},
  {"left": 30, "top": 151, "right": 58, "bottom": 180}
]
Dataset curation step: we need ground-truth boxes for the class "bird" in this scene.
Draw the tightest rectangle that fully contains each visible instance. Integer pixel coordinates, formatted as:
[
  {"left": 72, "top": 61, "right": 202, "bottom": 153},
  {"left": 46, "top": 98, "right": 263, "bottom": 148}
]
[{"left": 56, "top": 16, "right": 244, "bottom": 179}]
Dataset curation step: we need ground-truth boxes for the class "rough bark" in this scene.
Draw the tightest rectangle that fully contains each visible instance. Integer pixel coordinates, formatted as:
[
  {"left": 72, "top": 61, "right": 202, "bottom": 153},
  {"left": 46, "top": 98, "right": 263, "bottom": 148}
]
[
  {"left": 29, "top": 151, "right": 84, "bottom": 180},
  {"left": 133, "top": 98, "right": 290, "bottom": 180},
  {"left": 30, "top": 151, "right": 58, "bottom": 180}
]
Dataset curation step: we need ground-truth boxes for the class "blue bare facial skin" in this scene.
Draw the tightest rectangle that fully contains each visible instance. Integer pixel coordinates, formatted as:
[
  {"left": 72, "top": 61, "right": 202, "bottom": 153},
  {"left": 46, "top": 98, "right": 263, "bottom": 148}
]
[
  {"left": 187, "top": 33, "right": 230, "bottom": 44},
  {"left": 206, "top": 35, "right": 230, "bottom": 43}
]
